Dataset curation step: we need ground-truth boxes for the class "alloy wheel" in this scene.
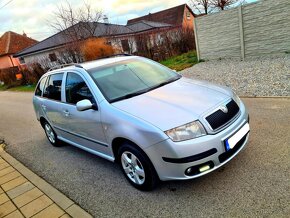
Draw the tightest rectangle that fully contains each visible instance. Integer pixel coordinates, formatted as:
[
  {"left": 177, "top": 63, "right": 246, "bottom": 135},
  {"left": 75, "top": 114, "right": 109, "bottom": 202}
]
[
  {"left": 44, "top": 123, "right": 56, "bottom": 144},
  {"left": 121, "top": 151, "right": 145, "bottom": 185}
]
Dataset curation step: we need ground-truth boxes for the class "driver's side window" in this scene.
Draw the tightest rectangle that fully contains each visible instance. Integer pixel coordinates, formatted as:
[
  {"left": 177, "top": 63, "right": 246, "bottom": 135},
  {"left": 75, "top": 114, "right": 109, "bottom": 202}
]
[{"left": 65, "top": 72, "right": 95, "bottom": 104}]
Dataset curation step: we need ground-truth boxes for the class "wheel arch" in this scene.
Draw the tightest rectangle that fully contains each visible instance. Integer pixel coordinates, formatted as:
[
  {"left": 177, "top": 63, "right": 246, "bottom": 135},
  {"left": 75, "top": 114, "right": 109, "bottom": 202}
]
[
  {"left": 112, "top": 137, "right": 151, "bottom": 163},
  {"left": 39, "top": 117, "right": 47, "bottom": 128},
  {"left": 112, "top": 137, "right": 137, "bottom": 162}
]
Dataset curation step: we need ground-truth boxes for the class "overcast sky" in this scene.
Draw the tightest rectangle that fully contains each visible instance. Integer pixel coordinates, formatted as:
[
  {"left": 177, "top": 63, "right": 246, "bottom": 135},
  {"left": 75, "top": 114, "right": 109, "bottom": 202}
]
[
  {"left": 0, "top": 0, "right": 189, "bottom": 40},
  {"left": 0, "top": 0, "right": 257, "bottom": 41}
]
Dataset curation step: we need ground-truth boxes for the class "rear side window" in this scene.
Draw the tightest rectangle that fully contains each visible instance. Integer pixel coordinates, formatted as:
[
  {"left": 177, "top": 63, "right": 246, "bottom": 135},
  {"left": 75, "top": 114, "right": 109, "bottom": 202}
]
[
  {"left": 65, "top": 72, "right": 95, "bottom": 104},
  {"left": 35, "top": 77, "right": 47, "bottom": 96},
  {"left": 43, "top": 73, "right": 63, "bottom": 101}
]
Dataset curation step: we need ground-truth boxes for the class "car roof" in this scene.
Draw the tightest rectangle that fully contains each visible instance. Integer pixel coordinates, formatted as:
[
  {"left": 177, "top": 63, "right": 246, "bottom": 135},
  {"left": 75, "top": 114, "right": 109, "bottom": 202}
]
[
  {"left": 80, "top": 56, "right": 137, "bottom": 70},
  {"left": 47, "top": 56, "right": 137, "bottom": 74}
]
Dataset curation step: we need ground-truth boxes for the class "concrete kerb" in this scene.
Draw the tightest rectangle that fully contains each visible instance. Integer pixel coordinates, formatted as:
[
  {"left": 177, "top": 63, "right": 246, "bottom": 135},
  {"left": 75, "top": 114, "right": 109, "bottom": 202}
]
[
  {"left": 0, "top": 143, "right": 92, "bottom": 218},
  {"left": 240, "top": 96, "right": 290, "bottom": 99}
]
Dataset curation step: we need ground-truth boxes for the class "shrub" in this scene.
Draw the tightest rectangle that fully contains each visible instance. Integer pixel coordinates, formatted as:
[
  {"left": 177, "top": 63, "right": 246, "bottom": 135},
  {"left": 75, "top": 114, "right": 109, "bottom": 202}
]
[
  {"left": 21, "top": 63, "right": 46, "bottom": 84},
  {"left": 0, "top": 67, "right": 19, "bottom": 87},
  {"left": 134, "top": 28, "right": 195, "bottom": 61},
  {"left": 81, "top": 38, "right": 114, "bottom": 61}
]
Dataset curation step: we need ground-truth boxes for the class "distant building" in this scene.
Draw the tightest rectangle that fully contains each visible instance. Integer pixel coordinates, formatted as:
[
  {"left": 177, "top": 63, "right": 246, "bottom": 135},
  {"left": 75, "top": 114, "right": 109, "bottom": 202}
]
[
  {"left": 0, "top": 31, "right": 37, "bottom": 70},
  {"left": 127, "top": 4, "right": 195, "bottom": 30},
  {"left": 14, "top": 4, "right": 195, "bottom": 66}
]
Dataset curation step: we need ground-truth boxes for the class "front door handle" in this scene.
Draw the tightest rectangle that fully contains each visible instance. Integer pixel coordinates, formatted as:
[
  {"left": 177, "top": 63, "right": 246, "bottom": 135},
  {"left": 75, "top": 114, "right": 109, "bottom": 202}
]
[
  {"left": 41, "top": 105, "right": 46, "bottom": 111},
  {"left": 63, "top": 110, "right": 70, "bottom": 117}
]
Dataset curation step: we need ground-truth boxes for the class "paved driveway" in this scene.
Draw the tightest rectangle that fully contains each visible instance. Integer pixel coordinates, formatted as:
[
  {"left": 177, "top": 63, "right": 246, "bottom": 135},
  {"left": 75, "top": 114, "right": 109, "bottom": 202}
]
[{"left": 0, "top": 91, "right": 289, "bottom": 217}]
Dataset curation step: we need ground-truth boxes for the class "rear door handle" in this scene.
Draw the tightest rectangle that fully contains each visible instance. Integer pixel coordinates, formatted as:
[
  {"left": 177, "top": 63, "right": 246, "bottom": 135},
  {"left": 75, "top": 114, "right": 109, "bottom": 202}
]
[{"left": 63, "top": 110, "right": 70, "bottom": 117}]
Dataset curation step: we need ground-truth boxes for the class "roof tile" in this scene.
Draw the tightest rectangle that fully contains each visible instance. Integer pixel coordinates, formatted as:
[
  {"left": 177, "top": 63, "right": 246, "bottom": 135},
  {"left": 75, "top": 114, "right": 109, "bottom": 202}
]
[
  {"left": 0, "top": 31, "right": 38, "bottom": 56},
  {"left": 127, "top": 4, "right": 191, "bottom": 26}
]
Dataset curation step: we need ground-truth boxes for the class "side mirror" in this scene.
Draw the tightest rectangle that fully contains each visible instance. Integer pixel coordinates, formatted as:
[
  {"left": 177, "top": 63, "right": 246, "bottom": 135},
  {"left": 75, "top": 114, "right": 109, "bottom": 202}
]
[{"left": 76, "top": 99, "right": 98, "bottom": 111}]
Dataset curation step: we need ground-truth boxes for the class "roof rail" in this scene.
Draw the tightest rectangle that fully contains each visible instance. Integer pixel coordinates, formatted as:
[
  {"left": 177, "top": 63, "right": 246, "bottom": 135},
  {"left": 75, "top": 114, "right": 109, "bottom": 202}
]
[
  {"left": 102, "top": 53, "right": 132, "bottom": 59},
  {"left": 48, "top": 63, "right": 83, "bottom": 72}
]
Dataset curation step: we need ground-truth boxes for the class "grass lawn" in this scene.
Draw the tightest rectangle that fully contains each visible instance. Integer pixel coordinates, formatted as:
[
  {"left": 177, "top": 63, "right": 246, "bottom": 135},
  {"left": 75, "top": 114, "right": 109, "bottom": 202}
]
[
  {"left": 160, "top": 50, "right": 199, "bottom": 71},
  {"left": 0, "top": 84, "right": 36, "bottom": 92}
]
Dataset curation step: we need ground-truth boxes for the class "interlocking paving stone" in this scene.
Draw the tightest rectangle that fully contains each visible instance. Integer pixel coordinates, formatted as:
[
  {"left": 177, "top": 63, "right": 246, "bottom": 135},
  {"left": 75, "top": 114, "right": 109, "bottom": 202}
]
[
  {"left": 0, "top": 162, "right": 9, "bottom": 171},
  {"left": 0, "top": 171, "right": 21, "bottom": 185},
  {"left": 0, "top": 201, "right": 16, "bottom": 217},
  {"left": 0, "top": 193, "right": 9, "bottom": 205},
  {"left": 0, "top": 167, "right": 14, "bottom": 177},
  {"left": 32, "top": 204, "right": 65, "bottom": 218},
  {"left": 0, "top": 148, "right": 91, "bottom": 218},
  {"left": 20, "top": 195, "right": 53, "bottom": 218},
  {"left": 3, "top": 210, "right": 24, "bottom": 218},
  {"left": 0, "top": 159, "right": 6, "bottom": 164},
  {"left": 59, "top": 214, "right": 71, "bottom": 218},
  {"left": 7, "top": 181, "right": 34, "bottom": 199},
  {"left": 1, "top": 176, "right": 27, "bottom": 192},
  {"left": 13, "top": 188, "right": 43, "bottom": 208}
]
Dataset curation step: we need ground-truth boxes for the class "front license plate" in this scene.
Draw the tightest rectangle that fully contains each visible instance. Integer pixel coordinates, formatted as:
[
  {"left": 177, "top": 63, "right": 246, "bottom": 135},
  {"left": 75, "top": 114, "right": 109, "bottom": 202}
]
[{"left": 225, "top": 123, "right": 250, "bottom": 151}]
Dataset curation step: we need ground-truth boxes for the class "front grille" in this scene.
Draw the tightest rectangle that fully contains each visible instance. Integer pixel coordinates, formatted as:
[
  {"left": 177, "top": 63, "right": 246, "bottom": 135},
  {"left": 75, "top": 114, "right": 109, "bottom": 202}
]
[{"left": 206, "top": 100, "right": 239, "bottom": 131}]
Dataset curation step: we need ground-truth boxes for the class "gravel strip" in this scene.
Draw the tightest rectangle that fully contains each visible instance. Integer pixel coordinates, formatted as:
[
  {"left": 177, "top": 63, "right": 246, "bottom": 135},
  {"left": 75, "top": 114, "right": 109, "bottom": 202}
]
[{"left": 180, "top": 56, "right": 290, "bottom": 96}]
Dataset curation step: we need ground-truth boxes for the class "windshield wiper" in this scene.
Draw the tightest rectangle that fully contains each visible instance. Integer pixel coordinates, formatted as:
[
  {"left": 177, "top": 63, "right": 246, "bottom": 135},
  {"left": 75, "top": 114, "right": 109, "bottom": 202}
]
[
  {"left": 110, "top": 88, "right": 150, "bottom": 103},
  {"left": 150, "top": 75, "right": 181, "bottom": 90}
]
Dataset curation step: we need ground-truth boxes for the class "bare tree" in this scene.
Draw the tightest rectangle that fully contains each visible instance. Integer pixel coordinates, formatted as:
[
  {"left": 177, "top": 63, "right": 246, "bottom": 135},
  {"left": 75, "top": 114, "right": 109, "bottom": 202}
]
[
  {"left": 213, "top": 0, "right": 246, "bottom": 10},
  {"left": 49, "top": 1, "right": 103, "bottom": 63},
  {"left": 189, "top": 0, "right": 214, "bottom": 15},
  {"left": 50, "top": 1, "right": 103, "bottom": 39},
  {"left": 189, "top": 0, "right": 246, "bottom": 14}
]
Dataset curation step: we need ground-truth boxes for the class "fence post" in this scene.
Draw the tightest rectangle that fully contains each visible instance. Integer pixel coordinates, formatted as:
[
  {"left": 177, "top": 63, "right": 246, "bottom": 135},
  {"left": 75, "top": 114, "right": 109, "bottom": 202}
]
[
  {"left": 238, "top": 6, "right": 245, "bottom": 60},
  {"left": 193, "top": 18, "right": 200, "bottom": 61}
]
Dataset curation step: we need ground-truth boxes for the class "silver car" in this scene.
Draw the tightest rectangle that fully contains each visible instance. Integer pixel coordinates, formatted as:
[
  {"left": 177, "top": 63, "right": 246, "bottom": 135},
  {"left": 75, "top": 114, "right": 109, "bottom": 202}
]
[{"left": 33, "top": 55, "right": 250, "bottom": 190}]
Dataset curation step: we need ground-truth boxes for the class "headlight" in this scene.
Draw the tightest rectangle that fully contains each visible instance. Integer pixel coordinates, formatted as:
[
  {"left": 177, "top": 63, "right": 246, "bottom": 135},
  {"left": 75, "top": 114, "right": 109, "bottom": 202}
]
[
  {"left": 232, "top": 91, "right": 241, "bottom": 106},
  {"left": 165, "top": 121, "right": 206, "bottom": 142}
]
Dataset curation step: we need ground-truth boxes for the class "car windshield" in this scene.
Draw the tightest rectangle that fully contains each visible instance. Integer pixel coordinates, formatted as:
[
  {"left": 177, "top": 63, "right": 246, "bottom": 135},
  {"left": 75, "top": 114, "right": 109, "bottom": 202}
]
[{"left": 87, "top": 57, "right": 181, "bottom": 103}]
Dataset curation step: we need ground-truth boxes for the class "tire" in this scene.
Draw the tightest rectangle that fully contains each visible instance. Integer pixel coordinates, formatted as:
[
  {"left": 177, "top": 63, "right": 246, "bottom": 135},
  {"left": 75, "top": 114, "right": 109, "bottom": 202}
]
[
  {"left": 43, "top": 121, "right": 61, "bottom": 147},
  {"left": 118, "top": 143, "right": 159, "bottom": 191}
]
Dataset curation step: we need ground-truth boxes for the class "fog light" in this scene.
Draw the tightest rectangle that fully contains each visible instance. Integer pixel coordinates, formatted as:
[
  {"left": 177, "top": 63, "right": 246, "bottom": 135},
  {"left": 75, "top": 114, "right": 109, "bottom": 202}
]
[
  {"left": 186, "top": 167, "right": 192, "bottom": 174},
  {"left": 199, "top": 165, "right": 210, "bottom": 173}
]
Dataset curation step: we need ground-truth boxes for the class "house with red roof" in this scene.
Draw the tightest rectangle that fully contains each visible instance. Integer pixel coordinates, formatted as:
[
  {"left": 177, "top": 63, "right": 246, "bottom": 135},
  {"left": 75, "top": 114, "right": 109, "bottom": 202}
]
[
  {"left": 0, "top": 31, "right": 37, "bottom": 70},
  {"left": 127, "top": 4, "right": 195, "bottom": 31}
]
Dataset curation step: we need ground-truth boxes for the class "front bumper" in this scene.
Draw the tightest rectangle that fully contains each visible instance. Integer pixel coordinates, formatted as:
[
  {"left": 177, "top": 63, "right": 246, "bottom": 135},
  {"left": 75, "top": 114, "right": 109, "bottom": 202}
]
[{"left": 144, "top": 101, "right": 250, "bottom": 181}]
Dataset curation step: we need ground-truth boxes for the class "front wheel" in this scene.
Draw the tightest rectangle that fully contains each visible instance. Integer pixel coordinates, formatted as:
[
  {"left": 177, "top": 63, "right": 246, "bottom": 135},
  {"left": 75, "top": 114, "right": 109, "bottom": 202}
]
[{"left": 118, "top": 143, "right": 158, "bottom": 191}]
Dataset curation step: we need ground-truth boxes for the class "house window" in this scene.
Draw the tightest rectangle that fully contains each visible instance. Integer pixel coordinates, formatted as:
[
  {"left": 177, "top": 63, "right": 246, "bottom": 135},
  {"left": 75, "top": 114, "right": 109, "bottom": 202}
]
[
  {"left": 19, "top": 57, "right": 25, "bottom": 64},
  {"left": 48, "top": 53, "right": 57, "bottom": 62},
  {"left": 186, "top": 12, "right": 191, "bottom": 20},
  {"left": 121, "top": 39, "right": 129, "bottom": 52}
]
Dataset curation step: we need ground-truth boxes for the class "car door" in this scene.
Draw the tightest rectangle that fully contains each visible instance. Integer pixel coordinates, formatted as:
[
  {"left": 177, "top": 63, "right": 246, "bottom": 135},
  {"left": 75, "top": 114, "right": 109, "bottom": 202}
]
[
  {"left": 33, "top": 76, "right": 48, "bottom": 119},
  {"left": 59, "top": 71, "right": 109, "bottom": 156},
  {"left": 42, "top": 72, "right": 65, "bottom": 138}
]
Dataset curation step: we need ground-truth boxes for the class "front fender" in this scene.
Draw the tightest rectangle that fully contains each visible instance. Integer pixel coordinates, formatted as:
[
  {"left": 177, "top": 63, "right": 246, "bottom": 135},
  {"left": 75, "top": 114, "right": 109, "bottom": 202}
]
[{"left": 100, "top": 102, "right": 168, "bottom": 150}]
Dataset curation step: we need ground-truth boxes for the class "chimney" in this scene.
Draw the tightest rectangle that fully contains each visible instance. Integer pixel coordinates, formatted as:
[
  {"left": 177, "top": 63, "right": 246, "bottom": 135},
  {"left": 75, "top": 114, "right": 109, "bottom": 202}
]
[
  {"left": 23, "top": 31, "right": 27, "bottom": 37},
  {"left": 103, "top": 15, "right": 109, "bottom": 24}
]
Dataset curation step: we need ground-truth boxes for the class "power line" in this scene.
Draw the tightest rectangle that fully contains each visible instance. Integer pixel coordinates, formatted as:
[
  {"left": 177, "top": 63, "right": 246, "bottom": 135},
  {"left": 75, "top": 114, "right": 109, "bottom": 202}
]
[{"left": 0, "top": 0, "right": 14, "bottom": 10}]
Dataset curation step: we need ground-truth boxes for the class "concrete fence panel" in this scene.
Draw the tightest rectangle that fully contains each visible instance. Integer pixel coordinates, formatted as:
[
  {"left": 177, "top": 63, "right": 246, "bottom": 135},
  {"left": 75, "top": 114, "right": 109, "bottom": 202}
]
[{"left": 194, "top": 0, "right": 290, "bottom": 60}]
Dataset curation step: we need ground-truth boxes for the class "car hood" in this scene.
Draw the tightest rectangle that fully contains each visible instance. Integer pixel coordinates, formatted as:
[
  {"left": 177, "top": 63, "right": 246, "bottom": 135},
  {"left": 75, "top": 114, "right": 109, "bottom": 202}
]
[{"left": 112, "top": 77, "right": 232, "bottom": 131}]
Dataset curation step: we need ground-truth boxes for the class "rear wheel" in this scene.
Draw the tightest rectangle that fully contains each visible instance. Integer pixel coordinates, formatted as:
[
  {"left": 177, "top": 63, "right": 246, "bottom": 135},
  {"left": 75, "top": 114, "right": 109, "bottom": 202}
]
[
  {"left": 118, "top": 143, "right": 158, "bottom": 191},
  {"left": 43, "top": 121, "right": 61, "bottom": 147}
]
